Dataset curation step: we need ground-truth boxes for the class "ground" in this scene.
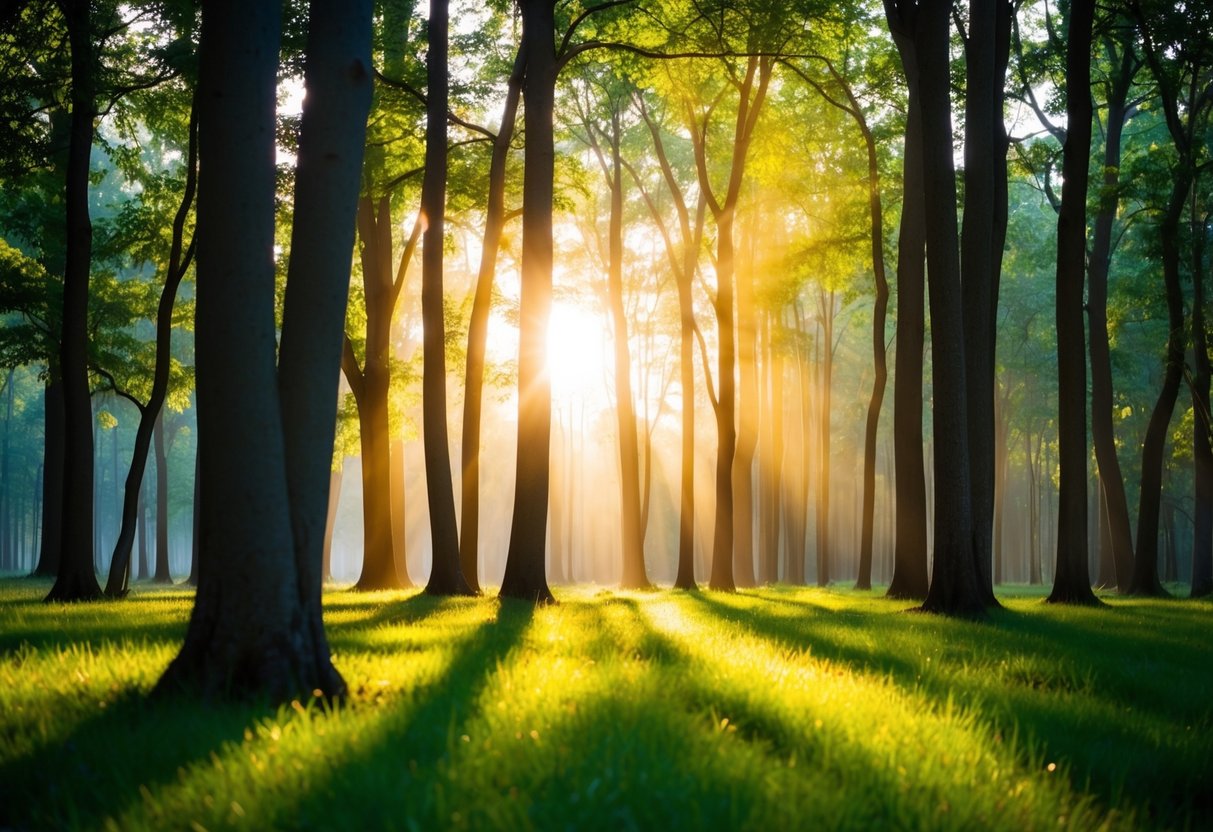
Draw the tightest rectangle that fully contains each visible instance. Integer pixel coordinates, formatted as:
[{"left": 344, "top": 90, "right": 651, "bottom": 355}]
[{"left": 0, "top": 579, "right": 1209, "bottom": 830}]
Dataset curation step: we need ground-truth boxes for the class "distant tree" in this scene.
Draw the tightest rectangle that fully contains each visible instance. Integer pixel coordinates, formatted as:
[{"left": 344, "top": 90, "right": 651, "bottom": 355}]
[{"left": 156, "top": 0, "right": 372, "bottom": 698}]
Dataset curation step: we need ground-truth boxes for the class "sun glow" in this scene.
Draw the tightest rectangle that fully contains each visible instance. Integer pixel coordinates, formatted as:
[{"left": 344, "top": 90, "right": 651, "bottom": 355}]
[{"left": 546, "top": 298, "right": 610, "bottom": 403}]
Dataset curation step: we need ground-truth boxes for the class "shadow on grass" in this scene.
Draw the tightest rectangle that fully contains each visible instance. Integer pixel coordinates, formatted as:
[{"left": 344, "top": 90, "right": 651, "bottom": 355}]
[
  {"left": 685, "top": 590, "right": 1213, "bottom": 827},
  {"left": 274, "top": 598, "right": 535, "bottom": 828}
]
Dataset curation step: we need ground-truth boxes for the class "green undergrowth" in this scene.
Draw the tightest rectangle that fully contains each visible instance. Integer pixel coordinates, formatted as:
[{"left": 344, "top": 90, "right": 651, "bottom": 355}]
[{"left": 0, "top": 578, "right": 1209, "bottom": 830}]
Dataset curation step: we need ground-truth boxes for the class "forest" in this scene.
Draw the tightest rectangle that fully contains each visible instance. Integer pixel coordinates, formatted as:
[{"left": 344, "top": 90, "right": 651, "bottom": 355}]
[{"left": 0, "top": 0, "right": 1211, "bottom": 828}]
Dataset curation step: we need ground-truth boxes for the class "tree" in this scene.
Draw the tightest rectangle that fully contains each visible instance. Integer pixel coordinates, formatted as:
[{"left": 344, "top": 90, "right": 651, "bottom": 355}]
[
  {"left": 882, "top": 0, "right": 929, "bottom": 600},
  {"left": 500, "top": 0, "right": 558, "bottom": 604},
  {"left": 156, "top": 0, "right": 372, "bottom": 698},
  {"left": 420, "top": 0, "right": 472, "bottom": 597},
  {"left": 46, "top": 0, "right": 101, "bottom": 603},
  {"left": 1048, "top": 0, "right": 1099, "bottom": 605}
]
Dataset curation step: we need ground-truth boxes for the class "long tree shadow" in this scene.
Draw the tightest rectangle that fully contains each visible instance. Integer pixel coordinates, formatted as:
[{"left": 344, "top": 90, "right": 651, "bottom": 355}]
[
  {"left": 0, "top": 596, "right": 531, "bottom": 830},
  {"left": 685, "top": 591, "right": 1213, "bottom": 826},
  {"left": 280, "top": 598, "right": 536, "bottom": 828}
]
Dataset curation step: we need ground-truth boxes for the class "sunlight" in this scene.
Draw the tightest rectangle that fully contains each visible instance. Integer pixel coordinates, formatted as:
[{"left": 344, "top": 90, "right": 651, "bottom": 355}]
[{"left": 546, "top": 297, "right": 610, "bottom": 404}]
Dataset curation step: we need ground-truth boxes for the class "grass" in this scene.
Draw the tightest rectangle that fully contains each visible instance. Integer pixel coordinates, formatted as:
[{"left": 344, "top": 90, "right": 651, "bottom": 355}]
[{"left": 0, "top": 579, "right": 1210, "bottom": 831}]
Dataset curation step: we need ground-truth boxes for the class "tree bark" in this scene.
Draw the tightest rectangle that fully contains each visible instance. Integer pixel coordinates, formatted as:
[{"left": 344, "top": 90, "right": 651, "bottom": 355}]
[
  {"left": 1132, "top": 176, "right": 1187, "bottom": 597},
  {"left": 420, "top": 0, "right": 471, "bottom": 596},
  {"left": 151, "top": 414, "right": 172, "bottom": 583},
  {"left": 104, "top": 98, "right": 197, "bottom": 596},
  {"left": 47, "top": 0, "right": 100, "bottom": 602},
  {"left": 884, "top": 2, "right": 929, "bottom": 600},
  {"left": 1047, "top": 0, "right": 1098, "bottom": 605},
  {"left": 961, "top": 0, "right": 1011, "bottom": 607},
  {"left": 915, "top": 0, "right": 984, "bottom": 617},
  {"left": 322, "top": 464, "right": 342, "bottom": 583},
  {"left": 459, "top": 46, "right": 525, "bottom": 595},
  {"left": 501, "top": 0, "right": 557, "bottom": 604},
  {"left": 157, "top": 0, "right": 372, "bottom": 700},
  {"left": 33, "top": 379, "right": 63, "bottom": 576},
  {"left": 1087, "top": 38, "right": 1137, "bottom": 594}
]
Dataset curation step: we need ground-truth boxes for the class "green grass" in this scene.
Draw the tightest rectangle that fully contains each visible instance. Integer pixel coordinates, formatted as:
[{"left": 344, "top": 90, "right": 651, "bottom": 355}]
[{"left": 0, "top": 579, "right": 1209, "bottom": 831}]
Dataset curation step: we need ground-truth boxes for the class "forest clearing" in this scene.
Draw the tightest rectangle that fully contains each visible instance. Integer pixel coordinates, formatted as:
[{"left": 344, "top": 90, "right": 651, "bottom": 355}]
[{"left": 1, "top": 579, "right": 1210, "bottom": 830}]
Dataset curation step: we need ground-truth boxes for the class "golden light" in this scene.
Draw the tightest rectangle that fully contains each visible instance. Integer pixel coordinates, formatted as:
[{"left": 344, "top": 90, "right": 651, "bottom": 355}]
[{"left": 546, "top": 296, "right": 610, "bottom": 404}]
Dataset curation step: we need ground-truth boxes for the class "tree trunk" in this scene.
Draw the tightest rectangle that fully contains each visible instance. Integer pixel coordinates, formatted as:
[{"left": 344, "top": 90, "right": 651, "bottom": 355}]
[
  {"left": 1189, "top": 196, "right": 1212, "bottom": 598},
  {"left": 322, "top": 464, "right": 342, "bottom": 583},
  {"left": 915, "top": 0, "right": 984, "bottom": 617},
  {"left": 158, "top": 0, "right": 371, "bottom": 699},
  {"left": 459, "top": 47, "right": 524, "bottom": 595},
  {"left": 762, "top": 312, "right": 785, "bottom": 584},
  {"left": 47, "top": 0, "right": 101, "bottom": 602},
  {"left": 961, "top": 0, "right": 1010, "bottom": 607},
  {"left": 501, "top": 0, "right": 557, "bottom": 604},
  {"left": 1132, "top": 176, "right": 1188, "bottom": 597},
  {"left": 137, "top": 482, "right": 148, "bottom": 581},
  {"left": 884, "top": 8, "right": 930, "bottom": 599},
  {"left": 33, "top": 379, "right": 63, "bottom": 576},
  {"left": 1047, "top": 0, "right": 1098, "bottom": 605},
  {"left": 856, "top": 98, "right": 889, "bottom": 591},
  {"left": 732, "top": 210, "right": 759, "bottom": 588},
  {"left": 104, "top": 98, "right": 198, "bottom": 596},
  {"left": 1087, "top": 39, "right": 1137, "bottom": 593},
  {"left": 601, "top": 110, "right": 650, "bottom": 590},
  {"left": 419, "top": 0, "right": 470, "bottom": 596},
  {"left": 816, "top": 290, "right": 834, "bottom": 587},
  {"left": 151, "top": 414, "right": 172, "bottom": 583}
]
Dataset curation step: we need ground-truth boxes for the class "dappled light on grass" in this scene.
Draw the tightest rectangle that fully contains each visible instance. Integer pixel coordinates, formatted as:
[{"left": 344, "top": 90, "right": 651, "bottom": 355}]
[{"left": 1, "top": 580, "right": 1210, "bottom": 829}]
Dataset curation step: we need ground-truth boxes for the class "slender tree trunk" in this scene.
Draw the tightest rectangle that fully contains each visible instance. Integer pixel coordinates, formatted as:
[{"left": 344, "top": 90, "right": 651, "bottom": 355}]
[
  {"left": 501, "top": 0, "right": 557, "bottom": 603},
  {"left": 763, "top": 312, "right": 785, "bottom": 584},
  {"left": 322, "top": 465, "right": 342, "bottom": 583},
  {"left": 48, "top": 0, "right": 101, "bottom": 602},
  {"left": 1189, "top": 196, "right": 1212, "bottom": 598},
  {"left": 459, "top": 47, "right": 524, "bottom": 595},
  {"left": 816, "top": 291, "right": 834, "bottom": 586},
  {"left": 885, "top": 19, "right": 929, "bottom": 599},
  {"left": 591, "top": 109, "right": 650, "bottom": 590},
  {"left": 420, "top": 0, "right": 470, "bottom": 596},
  {"left": 137, "top": 481, "right": 148, "bottom": 581},
  {"left": 732, "top": 212, "right": 759, "bottom": 588},
  {"left": 1087, "top": 41, "right": 1137, "bottom": 593},
  {"left": 104, "top": 99, "right": 198, "bottom": 596},
  {"left": 1048, "top": 0, "right": 1098, "bottom": 604},
  {"left": 151, "top": 415, "right": 172, "bottom": 583},
  {"left": 1132, "top": 176, "right": 1189, "bottom": 597},
  {"left": 34, "top": 380, "right": 63, "bottom": 576}
]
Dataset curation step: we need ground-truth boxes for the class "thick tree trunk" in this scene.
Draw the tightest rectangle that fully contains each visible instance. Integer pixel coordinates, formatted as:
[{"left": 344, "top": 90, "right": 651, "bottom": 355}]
[
  {"left": 1087, "top": 41, "right": 1137, "bottom": 594},
  {"left": 459, "top": 47, "right": 524, "bottom": 595},
  {"left": 885, "top": 19, "right": 929, "bottom": 600},
  {"left": 1132, "top": 177, "right": 1188, "bottom": 597},
  {"left": 48, "top": 0, "right": 100, "bottom": 602},
  {"left": 158, "top": 0, "right": 371, "bottom": 700},
  {"left": 420, "top": 0, "right": 471, "bottom": 596},
  {"left": 1047, "top": 0, "right": 1098, "bottom": 605},
  {"left": 501, "top": 0, "right": 556, "bottom": 604},
  {"left": 915, "top": 0, "right": 984, "bottom": 617}
]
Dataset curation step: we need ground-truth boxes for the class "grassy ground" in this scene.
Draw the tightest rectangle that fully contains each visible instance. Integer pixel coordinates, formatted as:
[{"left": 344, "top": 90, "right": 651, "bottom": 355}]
[{"left": 0, "top": 579, "right": 1209, "bottom": 831}]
